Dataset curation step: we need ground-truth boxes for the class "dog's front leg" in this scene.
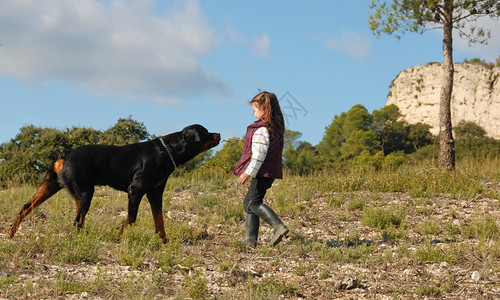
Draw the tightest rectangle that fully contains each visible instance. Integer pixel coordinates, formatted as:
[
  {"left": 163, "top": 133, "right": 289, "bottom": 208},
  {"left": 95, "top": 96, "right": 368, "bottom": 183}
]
[
  {"left": 123, "top": 184, "right": 144, "bottom": 229},
  {"left": 146, "top": 186, "right": 167, "bottom": 243}
]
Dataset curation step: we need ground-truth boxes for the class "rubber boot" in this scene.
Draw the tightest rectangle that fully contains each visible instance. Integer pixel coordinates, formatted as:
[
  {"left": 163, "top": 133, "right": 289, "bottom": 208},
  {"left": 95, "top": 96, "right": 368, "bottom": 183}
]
[
  {"left": 254, "top": 204, "right": 289, "bottom": 246},
  {"left": 245, "top": 213, "right": 260, "bottom": 249}
]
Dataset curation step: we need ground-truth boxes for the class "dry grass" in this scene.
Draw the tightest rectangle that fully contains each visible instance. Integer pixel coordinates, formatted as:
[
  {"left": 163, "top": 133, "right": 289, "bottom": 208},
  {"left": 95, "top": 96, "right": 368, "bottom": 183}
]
[{"left": 0, "top": 160, "right": 499, "bottom": 299}]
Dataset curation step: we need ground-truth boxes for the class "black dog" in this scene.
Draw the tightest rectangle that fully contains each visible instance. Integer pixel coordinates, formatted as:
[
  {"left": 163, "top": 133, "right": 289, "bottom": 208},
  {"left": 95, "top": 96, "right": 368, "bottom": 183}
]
[{"left": 8, "top": 124, "right": 220, "bottom": 242}]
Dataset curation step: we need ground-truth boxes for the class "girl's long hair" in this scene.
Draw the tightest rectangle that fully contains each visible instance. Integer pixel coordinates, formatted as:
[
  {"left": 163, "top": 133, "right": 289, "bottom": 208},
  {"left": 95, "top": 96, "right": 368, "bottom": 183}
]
[{"left": 250, "top": 91, "right": 285, "bottom": 135}]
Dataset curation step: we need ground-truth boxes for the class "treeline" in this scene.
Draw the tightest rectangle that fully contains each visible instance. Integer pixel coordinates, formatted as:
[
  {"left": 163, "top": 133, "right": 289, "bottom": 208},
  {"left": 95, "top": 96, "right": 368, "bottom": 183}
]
[
  {"left": 213, "top": 104, "right": 500, "bottom": 174},
  {"left": 462, "top": 56, "right": 500, "bottom": 68},
  {"left": 0, "top": 116, "right": 149, "bottom": 184},
  {"left": 214, "top": 104, "right": 434, "bottom": 174},
  {"left": 1, "top": 105, "right": 499, "bottom": 185},
  {"left": 0, "top": 116, "right": 216, "bottom": 185}
]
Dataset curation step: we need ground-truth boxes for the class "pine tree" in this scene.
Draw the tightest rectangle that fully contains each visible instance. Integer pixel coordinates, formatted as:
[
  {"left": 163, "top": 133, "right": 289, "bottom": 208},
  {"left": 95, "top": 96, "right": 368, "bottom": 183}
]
[{"left": 369, "top": 0, "right": 500, "bottom": 169}]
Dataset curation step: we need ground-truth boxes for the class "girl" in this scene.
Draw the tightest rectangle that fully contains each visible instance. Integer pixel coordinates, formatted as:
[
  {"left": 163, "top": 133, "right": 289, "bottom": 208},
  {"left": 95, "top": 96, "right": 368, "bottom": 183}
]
[{"left": 234, "top": 91, "right": 289, "bottom": 248}]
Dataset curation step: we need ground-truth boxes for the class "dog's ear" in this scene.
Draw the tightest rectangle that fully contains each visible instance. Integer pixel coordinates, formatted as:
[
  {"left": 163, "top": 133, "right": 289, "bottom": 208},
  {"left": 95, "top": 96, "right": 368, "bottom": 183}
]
[{"left": 183, "top": 129, "right": 201, "bottom": 143}]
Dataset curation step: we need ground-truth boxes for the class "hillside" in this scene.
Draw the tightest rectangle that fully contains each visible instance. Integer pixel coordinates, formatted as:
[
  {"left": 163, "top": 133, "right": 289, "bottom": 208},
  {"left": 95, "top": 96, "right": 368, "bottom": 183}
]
[{"left": 0, "top": 165, "right": 499, "bottom": 299}]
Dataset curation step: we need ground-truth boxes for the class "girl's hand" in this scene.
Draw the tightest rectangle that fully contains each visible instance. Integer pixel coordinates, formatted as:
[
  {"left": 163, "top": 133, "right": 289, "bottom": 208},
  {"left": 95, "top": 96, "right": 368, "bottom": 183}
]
[{"left": 238, "top": 173, "right": 250, "bottom": 185}]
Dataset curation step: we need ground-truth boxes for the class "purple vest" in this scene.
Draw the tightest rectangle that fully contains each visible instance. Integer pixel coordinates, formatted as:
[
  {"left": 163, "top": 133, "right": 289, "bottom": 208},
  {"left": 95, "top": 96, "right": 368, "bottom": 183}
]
[{"left": 234, "top": 120, "right": 284, "bottom": 179}]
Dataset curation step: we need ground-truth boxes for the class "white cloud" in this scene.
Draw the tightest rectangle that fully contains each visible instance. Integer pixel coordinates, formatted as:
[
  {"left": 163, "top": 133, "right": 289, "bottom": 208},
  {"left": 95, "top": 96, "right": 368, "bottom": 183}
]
[
  {"left": 222, "top": 24, "right": 270, "bottom": 59},
  {"left": 252, "top": 33, "right": 271, "bottom": 58},
  {"left": 226, "top": 23, "right": 247, "bottom": 44},
  {"left": 324, "top": 30, "right": 372, "bottom": 61},
  {"left": 0, "top": 0, "right": 230, "bottom": 102},
  {"left": 453, "top": 17, "right": 500, "bottom": 63}
]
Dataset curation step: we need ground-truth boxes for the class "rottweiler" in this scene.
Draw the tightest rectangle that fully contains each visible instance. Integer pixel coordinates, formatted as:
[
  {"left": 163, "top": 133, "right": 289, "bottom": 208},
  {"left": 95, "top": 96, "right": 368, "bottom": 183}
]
[{"left": 7, "top": 124, "right": 220, "bottom": 242}]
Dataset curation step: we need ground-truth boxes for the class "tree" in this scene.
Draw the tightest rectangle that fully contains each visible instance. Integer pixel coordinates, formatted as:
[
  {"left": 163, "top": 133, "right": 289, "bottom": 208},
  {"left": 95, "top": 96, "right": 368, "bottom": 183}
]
[
  {"left": 212, "top": 137, "right": 244, "bottom": 167},
  {"left": 369, "top": 0, "right": 500, "bottom": 170},
  {"left": 0, "top": 125, "right": 68, "bottom": 183},
  {"left": 407, "top": 122, "right": 433, "bottom": 151},
  {"left": 284, "top": 130, "right": 303, "bottom": 150},
  {"left": 372, "top": 104, "right": 406, "bottom": 154},
  {"left": 66, "top": 126, "right": 102, "bottom": 148},
  {"left": 284, "top": 141, "right": 318, "bottom": 174},
  {"left": 0, "top": 117, "right": 153, "bottom": 184},
  {"left": 283, "top": 130, "right": 319, "bottom": 174},
  {"left": 318, "top": 104, "right": 379, "bottom": 164},
  {"left": 101, "top": 116, "right": 149, "bottom": 145},
  {"left": 342, "top": 104, "right": 374, "bottom": 139},
  {"left": 340, "top": 129, "right": 379, "bottom": 160},
  {"left": 317, "top": 111, "right": 346, "bottom": 164},
  {"left": 452, "top": 120, "right": 500, "bottom": 159},
  {"left": 180, "top": 150, "right": 214, "bottom": 171},
  {"left": 454, "top": 120, "right": 487, "bottom": 139},
  {"left": 372, "top": 105, "right": 433, "bottom": 154}
]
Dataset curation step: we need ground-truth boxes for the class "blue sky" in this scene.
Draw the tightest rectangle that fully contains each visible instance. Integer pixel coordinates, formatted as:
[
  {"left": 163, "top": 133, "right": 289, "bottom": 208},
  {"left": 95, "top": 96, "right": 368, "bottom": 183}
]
[{"left": 1, "top": 0, "right": 499, "bottom": 151}]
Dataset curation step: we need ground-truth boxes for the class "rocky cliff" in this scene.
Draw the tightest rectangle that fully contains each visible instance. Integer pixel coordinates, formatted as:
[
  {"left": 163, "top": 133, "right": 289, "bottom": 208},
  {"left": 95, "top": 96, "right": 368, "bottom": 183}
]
[{"left": 386, "top": 63, "right": 500, "bottom": 139}]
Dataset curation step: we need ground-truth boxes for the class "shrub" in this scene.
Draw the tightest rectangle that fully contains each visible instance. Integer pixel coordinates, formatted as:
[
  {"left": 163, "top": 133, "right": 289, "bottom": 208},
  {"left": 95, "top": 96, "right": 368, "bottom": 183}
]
[
  {"left": 417, "top": 220, "right": 442, "bottom": 235},
  {"left": 182, "top": 270, "right": 207, "bottom": 299},
  {"left": 415, "top": 241, "right": 446, "bottom": 262},
  {"left": 362, "top": 206, "right": 405, "bottom": 230},
  {"left": 461, "top": 216, "right": 499, "bottom": 241}
]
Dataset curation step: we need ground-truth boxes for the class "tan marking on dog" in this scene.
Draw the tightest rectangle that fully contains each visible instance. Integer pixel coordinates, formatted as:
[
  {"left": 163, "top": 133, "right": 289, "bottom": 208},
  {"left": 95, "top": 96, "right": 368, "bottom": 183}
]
[
  {"left": 200, "top": 133, "right": 220, "bottom": 153},
  {"left": 54, "top": 158, "right": 64, "bottom": 175},
  {"left": 154, "top": 180, "right": 165, "bottom": 189}
]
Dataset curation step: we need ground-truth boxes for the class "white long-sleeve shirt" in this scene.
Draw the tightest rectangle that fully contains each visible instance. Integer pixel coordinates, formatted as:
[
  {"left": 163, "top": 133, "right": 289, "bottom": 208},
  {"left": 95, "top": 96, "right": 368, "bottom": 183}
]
[{"left": 243, "top": 127, "right": 270, "bottom": 177}]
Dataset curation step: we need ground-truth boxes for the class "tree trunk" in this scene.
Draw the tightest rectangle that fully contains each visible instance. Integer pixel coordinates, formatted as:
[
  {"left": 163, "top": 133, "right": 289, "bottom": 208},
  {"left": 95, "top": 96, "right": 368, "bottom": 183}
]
[{"left": 439, "top": 0, "right": 455, "bottom": 170}]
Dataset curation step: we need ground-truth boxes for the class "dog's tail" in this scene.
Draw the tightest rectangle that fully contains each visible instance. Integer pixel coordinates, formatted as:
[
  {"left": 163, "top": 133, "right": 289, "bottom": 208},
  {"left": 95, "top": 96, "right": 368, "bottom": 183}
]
[{"left": 7, "top": 157, "right": 65, "bottom": 238}]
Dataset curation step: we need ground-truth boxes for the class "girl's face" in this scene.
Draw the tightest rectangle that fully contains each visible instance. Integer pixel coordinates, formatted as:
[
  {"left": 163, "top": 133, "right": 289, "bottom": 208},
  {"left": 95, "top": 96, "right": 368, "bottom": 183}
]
[{"left": 252, "top": 102, "right": 265, "bottom": 120}]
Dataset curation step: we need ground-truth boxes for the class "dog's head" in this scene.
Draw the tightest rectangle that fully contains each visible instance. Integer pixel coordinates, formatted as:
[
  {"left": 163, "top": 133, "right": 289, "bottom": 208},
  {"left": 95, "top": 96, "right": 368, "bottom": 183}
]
[{"left": 181, "top": 124, "right": 220, "bottom": 155}]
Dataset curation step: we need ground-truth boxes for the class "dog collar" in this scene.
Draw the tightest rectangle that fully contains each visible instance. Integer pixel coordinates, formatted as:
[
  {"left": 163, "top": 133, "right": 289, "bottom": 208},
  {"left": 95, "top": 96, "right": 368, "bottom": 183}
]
[{"left": 159, "top": 138, "right": 177, "bottom": 169}]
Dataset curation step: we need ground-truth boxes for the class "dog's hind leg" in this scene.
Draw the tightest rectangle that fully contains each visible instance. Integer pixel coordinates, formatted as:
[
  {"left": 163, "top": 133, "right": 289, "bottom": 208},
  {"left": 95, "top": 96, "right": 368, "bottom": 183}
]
[
  {"left": 71, "top": 186, "right": 95, "bottom": 229},
  {"left": 146, "top": 185, "right": 167, "bottom": 243},
  {"left": 7, "top": 163, "right": 63, "bottom": 238}
]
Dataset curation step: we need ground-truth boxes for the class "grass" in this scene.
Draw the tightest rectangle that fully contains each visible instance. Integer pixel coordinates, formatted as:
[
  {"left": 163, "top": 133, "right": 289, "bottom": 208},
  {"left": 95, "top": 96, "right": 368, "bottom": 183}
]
[
  {"left": 182, "top": 270, "right": 208, "bottom": 299},
  {"left": 415, "top": 241, "right": 448, "bottom": 263},
  {"left": 243, "top": 279, "right": 299, "bottom": 300},
  {"left": 417, "top": 219, "right": 442, "bottom": 235},
  {"left": 362, "top": 206, "right": 405, "bottom": 230},
  {"left": 0, "top": 158, "right": 499, "bottom": 298},
  {"left": 460, "top": 215, "right": 499, "bottom": 241}
]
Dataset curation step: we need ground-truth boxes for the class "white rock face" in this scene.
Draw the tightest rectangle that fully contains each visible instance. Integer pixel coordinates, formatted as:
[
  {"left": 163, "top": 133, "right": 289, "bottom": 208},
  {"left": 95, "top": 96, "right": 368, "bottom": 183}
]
[{"left": 386, "top": 63, "right": 500, "bottom": 139}]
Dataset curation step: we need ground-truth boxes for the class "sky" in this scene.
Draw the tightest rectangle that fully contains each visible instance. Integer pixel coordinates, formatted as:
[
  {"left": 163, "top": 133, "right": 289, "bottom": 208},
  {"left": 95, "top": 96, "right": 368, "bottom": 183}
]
[{"left": 1, "top": 0, "right": 499, "bottom": 152}]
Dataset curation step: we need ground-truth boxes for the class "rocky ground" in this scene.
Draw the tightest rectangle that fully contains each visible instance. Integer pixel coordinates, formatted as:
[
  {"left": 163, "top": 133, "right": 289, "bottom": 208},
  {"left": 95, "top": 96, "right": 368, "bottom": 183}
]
[{"left": 1, "top": 186, "right": 499, "bottom": 299}]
